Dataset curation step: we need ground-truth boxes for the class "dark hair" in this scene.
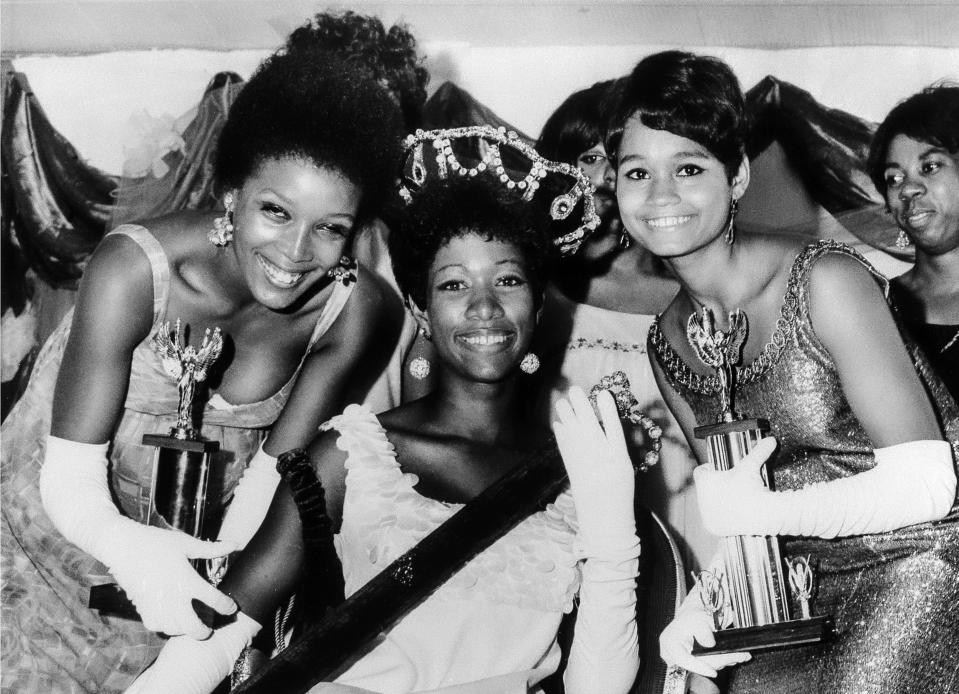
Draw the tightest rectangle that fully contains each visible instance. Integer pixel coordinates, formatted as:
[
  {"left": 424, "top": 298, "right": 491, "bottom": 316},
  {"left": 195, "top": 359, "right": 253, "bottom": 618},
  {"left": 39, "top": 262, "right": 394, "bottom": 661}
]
[
  {"left": 537, "top": 80, "right": 617, "bottom": 165},
  {"left": 867, "top": 84, "right": 959, "bottom": 197},
  {"left": 214, "top": 50, "right": 402, "bottom": 225},
  {"left": 284, "top": 10, "right": 429, "bottom": 130},
  {"left": 605, "top": 51, "right": 748, "bottom": 180},
  {"left": 389, "top": 177, "right": 553, "bottom": 310}
]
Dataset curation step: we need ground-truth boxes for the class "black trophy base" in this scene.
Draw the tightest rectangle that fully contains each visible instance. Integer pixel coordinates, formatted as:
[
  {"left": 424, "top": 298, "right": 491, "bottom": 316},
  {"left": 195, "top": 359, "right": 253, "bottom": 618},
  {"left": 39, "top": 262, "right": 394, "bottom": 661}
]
[
  {"left": 89, "top": 584, "right": 140, "bottom": 620},
  {"left": 691, "top": 615, "right": 835, "bottom": 655},
  {"left": 88, "top": 584, "right": 226, "bottom": 628}
]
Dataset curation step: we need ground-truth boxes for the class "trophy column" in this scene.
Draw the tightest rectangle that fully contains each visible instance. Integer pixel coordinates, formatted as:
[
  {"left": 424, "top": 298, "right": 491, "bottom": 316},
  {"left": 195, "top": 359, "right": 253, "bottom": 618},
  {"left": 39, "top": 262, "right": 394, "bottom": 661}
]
[
  {"left": 143, "top": 433, "right": 219, "bottom": 540},
  {"left": 89, "top": 320, "right": 225, "bottom": 620},
  {"left": 686, "top": 308, "right": 834, "bottom": 655},
  {"left": 695, "top": 417, "right": 792, "bottom": 630}
]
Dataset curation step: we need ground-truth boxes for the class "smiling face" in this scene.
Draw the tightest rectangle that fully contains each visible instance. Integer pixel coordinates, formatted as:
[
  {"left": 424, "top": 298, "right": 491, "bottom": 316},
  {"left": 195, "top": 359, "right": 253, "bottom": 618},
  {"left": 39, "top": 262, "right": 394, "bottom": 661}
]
[
  {"left": 615, "top": 117, "right": 747, "bottom": 259},
  {"left": 417, "top": 234, "right": 537, "bottom": 383},
  {"left": 230, "top": 157, "right": 361, "bottom": 310},
  {"left": 883, "top": 134, "right": 959, "bottom": 256}
]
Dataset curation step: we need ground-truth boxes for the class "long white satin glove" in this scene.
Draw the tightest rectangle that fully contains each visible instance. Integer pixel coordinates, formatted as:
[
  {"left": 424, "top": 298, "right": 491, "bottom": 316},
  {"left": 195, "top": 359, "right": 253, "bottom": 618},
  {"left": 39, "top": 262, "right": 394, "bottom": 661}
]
[
  {"left": 216, "top": 443, "right": 280, "bottom": 549},
  {"left": 695, "top": 438, "right": 955, "bottom": 539},
  {"left": 124, "top": 611, "right": 261, "bottom": 694},
  {"left": 40, "top": 435, "right": 238, "bottom": 638},
  {"left": 554, "top": 387, "right": 638, "bottom": 558},
  {"left": 659, "top": 573, "right": 752, "bottom": 679},
  {"left": 554, "top": 387, "right": 641, "bottom": 694}
]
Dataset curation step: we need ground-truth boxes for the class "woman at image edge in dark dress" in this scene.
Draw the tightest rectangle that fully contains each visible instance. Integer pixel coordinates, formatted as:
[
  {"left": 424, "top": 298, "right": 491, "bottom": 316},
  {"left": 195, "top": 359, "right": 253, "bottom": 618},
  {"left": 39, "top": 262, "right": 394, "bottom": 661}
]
[{"left": 867, "top": 85, "right": 959, "bottom": 405}]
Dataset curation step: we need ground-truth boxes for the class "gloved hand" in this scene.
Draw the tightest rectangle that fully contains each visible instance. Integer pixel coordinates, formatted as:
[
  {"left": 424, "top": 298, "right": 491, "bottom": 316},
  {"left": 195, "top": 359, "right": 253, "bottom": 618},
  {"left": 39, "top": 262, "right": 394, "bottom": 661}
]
[
  {"left": 40, "top": 435, "right": 237, "bottom": 638},
  {"left": 124, "top": 611, "right": 261, "bottom": 694},
  {"left": 659, "top": 579, "right": 751, "bottom": 678},
  {"left": 101, "top": 521, "right": 239, "bottom": 638},
  {"left": 554, "top": 387, "right": 642, "bottom": 693},
  {"left": 553, "top": 387, "right": 637, "bottom": 559},
  {"left": 693, "top": 437, "right": 778, "bottom": 537}
]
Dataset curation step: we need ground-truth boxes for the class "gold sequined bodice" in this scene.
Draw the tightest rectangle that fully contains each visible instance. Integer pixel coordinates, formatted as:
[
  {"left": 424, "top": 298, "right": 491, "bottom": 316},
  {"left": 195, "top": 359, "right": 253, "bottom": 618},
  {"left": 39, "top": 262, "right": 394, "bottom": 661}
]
[{"left": 649, "top": 241, "right": 886, "bottom": 490}]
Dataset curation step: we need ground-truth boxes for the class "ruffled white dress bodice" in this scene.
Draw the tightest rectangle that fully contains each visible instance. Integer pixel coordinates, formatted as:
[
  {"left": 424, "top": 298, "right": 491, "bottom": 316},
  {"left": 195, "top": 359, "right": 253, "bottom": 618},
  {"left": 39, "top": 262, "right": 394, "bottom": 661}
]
[{"left": 316, "top": 404, "right": 581, "bottom": 694}]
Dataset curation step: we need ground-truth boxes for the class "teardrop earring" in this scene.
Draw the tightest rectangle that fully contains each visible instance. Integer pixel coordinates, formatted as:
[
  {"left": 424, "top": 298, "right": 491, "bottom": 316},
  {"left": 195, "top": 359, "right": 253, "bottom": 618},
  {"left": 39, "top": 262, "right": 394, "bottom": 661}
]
[
  {"left": 895, "top": 228, "right": 911, "bottom": 250},
  {"left": 208, "top": 191, "right": 235, "bottom": 247},
  {"left": 724, "top": 198, "right": 739, "bottom": 245}
]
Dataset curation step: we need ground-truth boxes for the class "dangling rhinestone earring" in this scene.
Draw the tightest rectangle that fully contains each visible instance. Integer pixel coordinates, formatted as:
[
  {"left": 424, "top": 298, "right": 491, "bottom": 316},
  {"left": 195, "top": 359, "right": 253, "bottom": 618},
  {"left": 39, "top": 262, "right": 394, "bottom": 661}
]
[
  {"left": 520, "top": 353, "right": 540, "bottom": 374},
  {"left": 724, "top": 198, "right": 739, "bottom": 245},
  {"left": 408, "top": 357, "right": 430, "bottom": 380},
  {"left": 619, "top": 231, "right": 632, "bottom": 250},
  {"left": 895, "top": 228, "right": 911, "bottom": 250},
  {"left": 208, "top": 191, "right": 235, "bottom": 247}
]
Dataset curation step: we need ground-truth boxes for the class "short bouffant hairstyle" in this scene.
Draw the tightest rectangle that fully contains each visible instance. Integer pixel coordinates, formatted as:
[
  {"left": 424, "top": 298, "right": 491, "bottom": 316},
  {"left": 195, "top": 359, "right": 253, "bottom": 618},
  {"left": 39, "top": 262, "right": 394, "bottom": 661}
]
[
  {"left": 284, "top": 10, "right": 429, "bottom": 130},
  {"left": 867, "top": 85, "right": 959, "bottom": 198},
  {"left": 537, "top": 80, "right": 617, "bottom": 165},
  {"left": 214, "top": 49, "right": 402, "bottom": 225},
  {"left": 605, "top": 51, "right": 748, "bottom": 181},
  {"left": 389, "top": 177, "right": 553, "bottom": 310}
]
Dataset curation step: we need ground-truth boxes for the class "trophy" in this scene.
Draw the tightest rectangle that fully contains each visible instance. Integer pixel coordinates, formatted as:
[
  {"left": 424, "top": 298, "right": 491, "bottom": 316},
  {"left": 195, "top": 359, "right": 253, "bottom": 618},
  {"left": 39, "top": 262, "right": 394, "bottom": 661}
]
[
  {"left": 686, "top": 308, "right": 834, "bottom": 655},
  {"left": 89, "top": 319, "right": 224, "bottom": 618}
]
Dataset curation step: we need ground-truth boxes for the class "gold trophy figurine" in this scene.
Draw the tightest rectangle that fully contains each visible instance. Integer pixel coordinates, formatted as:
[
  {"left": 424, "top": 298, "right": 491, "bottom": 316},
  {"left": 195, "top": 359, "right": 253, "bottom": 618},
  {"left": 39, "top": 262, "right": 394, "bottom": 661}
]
[
  {"left": 145, "top": 319, "right": 224, "bottom": 537},
  {"left": 687, "top": 307, "right": 834, "bottom": 655},
  {"left": 89, "top": 319, "right": 224, "bottom": 618}
]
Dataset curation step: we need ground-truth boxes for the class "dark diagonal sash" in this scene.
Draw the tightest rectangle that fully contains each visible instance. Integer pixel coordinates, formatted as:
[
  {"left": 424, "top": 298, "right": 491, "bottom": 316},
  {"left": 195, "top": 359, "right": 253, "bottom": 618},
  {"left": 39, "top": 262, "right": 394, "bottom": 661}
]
[{"left": 233, "top": 437, "right": 568, "bottom": 693}]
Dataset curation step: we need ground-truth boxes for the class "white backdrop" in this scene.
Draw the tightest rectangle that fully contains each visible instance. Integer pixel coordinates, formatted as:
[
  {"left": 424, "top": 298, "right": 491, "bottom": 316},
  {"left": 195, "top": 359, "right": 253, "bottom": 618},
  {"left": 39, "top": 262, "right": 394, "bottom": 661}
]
[{"left": 12, "top": 45, "right": 959, "bottom": 176}]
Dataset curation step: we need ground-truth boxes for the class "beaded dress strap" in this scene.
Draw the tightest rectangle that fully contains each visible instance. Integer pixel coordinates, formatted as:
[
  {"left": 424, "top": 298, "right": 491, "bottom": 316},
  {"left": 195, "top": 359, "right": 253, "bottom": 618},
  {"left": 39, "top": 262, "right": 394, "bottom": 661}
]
[
  {"left": 648, "top": 240, "right": 871, "bottom": 395},
  {"left": 104, "top": 224, "right": 170, "bottom": 333}
]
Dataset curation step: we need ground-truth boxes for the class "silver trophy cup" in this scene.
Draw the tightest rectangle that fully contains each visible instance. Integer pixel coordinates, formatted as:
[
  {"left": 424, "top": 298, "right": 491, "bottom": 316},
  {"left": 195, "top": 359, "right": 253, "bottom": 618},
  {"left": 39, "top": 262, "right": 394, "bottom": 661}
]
[{"left": 687, "top": 308, "right": 833, "bottom": 654}]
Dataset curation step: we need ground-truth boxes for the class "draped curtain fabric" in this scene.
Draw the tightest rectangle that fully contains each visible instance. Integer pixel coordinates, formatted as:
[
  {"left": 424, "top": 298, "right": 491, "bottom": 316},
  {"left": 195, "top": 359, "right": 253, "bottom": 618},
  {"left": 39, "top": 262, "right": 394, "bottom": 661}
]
[{"left": 0, "top": 67, "right": 900, "bottom": 416}]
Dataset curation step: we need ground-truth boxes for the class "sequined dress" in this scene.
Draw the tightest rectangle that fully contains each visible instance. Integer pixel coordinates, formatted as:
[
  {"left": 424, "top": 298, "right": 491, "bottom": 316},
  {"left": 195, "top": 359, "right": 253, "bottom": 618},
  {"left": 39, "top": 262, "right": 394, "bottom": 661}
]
[
  {"left": 647, "top": 241, "right": 959, "bottom": 693},
  {"left": 538, "top": 285, "right": 708, "bottom": 572},
  {"left": 311, "top": 404, "right": 581, "bottom": 693},
  {"left": 0, "top": 225, "right": 356, "bottom": 694}
]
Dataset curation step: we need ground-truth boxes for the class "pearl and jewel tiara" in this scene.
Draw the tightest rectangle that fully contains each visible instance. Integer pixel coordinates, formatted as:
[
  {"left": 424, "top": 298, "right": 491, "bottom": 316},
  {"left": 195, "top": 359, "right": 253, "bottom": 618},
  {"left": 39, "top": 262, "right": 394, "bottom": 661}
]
[{"left": 398, "top": 125, "right": 600, "bottom": 255}]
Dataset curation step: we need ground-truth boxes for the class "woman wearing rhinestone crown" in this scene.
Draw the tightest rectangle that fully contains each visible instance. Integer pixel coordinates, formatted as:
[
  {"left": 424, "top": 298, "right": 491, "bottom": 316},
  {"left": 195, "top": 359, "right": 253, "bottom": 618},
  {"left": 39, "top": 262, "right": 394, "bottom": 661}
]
[
  {"left": 125, "top": 165, "right": 643, "bottom": 693},
  {"left": 0, "top": 49, "right": 403, "bottom": 693},
  {"left": 604, "top": 51, "right": 959, "bottom": 692}
]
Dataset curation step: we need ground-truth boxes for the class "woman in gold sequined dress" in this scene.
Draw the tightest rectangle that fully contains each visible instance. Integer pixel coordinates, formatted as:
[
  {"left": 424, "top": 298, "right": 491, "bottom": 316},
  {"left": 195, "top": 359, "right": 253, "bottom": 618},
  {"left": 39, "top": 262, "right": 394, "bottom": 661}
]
[{"left": 606, "top": 50, "right": 959, "bottom": 693}]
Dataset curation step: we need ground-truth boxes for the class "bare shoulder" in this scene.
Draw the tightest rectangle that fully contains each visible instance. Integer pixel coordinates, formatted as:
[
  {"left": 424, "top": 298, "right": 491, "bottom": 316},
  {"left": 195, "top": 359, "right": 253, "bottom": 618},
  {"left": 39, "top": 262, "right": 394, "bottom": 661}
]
[
  {"left": 374, "top": 402, "right": 418, "bottom": 434},
  {"left": 802, "top": 244, "right": 899, "bottom": 366},
  {"left": 329, "top": 263, "right": 400, "bottom": 342},
  {"left": 140, "top": 210, "right": 215, "bottom": 262},
  {"left": 805, "top": 246, "right": 885, "bottom": 306},
  {"left": 79, "top": 231, "right": 156, "bottom": 334},
  {"left": 352, "top": 262, "right": 394, "bottom": 310}
]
